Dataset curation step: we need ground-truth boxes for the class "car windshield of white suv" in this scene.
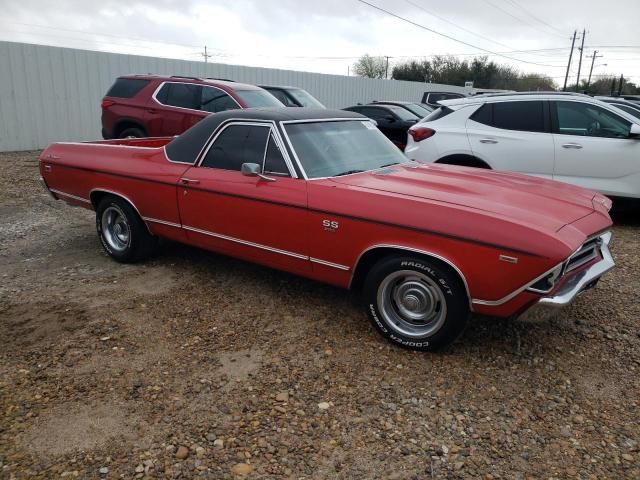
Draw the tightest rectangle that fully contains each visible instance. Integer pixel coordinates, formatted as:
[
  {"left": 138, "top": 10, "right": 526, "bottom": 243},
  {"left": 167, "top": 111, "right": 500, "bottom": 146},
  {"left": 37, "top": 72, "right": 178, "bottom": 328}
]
[
  {"left": 284, "top": 120, "right": 410, "bottom": 179},
  {"left": 288, "top": 89, "right": 325, "bottom": 108},
  {"left": 235, "top": 89, "right": 286, "bottom": 108}
]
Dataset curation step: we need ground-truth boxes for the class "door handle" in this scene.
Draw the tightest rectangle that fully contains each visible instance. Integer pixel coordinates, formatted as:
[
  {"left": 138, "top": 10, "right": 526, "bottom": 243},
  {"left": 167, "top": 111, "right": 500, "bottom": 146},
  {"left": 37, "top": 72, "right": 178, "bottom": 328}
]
[
  {"left": 479, "top": 138, "right": 498, "bottom": 144},
  {"left": 562, "top": 143, "right": 583, "bottom": 149},
  {"left": 180, "top": 178, "right": 200, "bottom": 185}
]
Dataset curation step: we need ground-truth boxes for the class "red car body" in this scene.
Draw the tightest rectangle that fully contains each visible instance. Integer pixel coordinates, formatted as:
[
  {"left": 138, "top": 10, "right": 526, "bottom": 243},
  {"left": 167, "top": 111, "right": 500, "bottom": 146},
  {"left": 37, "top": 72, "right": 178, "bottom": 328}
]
[
  {"left": 41, "top": 109, "right": 614, "bottom": 348},
  {"left": 101, "top": 75, "right": 284, "bottom": 139}
]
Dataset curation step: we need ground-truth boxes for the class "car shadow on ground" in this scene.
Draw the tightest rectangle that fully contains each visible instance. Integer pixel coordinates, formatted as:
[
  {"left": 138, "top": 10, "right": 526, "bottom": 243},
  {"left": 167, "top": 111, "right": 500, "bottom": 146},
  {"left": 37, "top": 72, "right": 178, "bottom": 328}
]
[{"left": 156, "top": 241, "right": 563, "bottom": 358}]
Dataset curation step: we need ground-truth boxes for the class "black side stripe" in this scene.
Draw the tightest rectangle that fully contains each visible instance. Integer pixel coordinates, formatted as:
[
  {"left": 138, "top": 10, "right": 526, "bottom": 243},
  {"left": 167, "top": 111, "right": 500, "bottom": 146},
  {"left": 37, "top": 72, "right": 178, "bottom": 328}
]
[{"left": 59, "top": 163, "right": 539, "bottom": 257}]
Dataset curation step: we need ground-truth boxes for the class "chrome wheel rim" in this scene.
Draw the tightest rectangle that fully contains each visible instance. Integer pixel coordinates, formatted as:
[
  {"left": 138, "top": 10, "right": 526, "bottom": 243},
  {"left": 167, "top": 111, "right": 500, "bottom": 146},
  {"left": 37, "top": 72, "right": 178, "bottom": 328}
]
[
  {"left": 101, "top": 206, "right": 130, "bottom": 252},
  {"left": 377, "top": 270, "right": 447, "bottom": 339}
]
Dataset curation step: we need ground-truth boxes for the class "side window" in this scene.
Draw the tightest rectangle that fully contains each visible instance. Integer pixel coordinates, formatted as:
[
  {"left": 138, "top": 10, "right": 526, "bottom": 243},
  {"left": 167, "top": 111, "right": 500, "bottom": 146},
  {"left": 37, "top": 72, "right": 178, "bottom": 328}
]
[
  {"left": 556, "top": 102, "right": 631, "bottom": 138},
  {"left": 267, "top": 89, "right": 295, "bottom": 107},
  {"left": 612, "top": 104, "right": 640, "bottom": 120},
  {"left": 263, "top": 135, "right": 290, "bottom": 176},
  {"left": 201, "top": 125, "right": 269, "bottom": 171},
  {"left": 106, "top": 78, "right": 150, "bottom": 98},
  {"left": 200, "top": 87, "right": 241, "bottom": 113},
  {"left": 362, "top": 107, "right": 395, "bottom": 122},
  {"left": 163, "top": 83, "right": 199, "bottom": 109},
  {"left": 469, "top": 104, "right": 492, "bottom": 125},
  {"left": 492, "top": 101, "right": 545, "bottom": 132}
]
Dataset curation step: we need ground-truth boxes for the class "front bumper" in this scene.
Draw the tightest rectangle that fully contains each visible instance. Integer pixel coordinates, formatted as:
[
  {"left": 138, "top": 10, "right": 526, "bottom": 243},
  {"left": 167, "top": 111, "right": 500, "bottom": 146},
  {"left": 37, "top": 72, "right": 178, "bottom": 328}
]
[
  {"left": 518, "top": 232, "right": 614, "bottom": 322},
  {"left": 537, "top": 232, "right": 614, "bottom": 307}
]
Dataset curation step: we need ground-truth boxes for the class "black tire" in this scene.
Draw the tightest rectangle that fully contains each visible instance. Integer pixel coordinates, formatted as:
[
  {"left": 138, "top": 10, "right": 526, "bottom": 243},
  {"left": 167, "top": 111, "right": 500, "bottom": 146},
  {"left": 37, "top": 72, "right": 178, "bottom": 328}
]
[
  {"left": 363, "top": 255, "right": 470, "bottom": 351},
  {"left": 96, "top": 196, "right": 156, "bottom": 263},
  {"left": 118, "top": 127, "right": 145, "bottom": 139}
]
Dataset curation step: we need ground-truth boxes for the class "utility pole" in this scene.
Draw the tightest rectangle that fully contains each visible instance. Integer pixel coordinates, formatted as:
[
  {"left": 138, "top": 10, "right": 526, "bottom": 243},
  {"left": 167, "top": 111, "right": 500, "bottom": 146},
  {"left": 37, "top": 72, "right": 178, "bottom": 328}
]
[
  {"left": 586, "top": 51, "right": 603, "bottom": 89},
  {"left": 563, "top": 30, "right": 577, "bottom": 91},
  {"left": 575, "top": 29, "right": 586, "bottom": 92},
  {"left": 201, "top": 46, "right": 213, "bottom": 64},
  {"left": 619, "top": 74, "right": 625, "bottom": 95},
  {"left": 384, "top": 56, "right": 390, "bottom": 79}
]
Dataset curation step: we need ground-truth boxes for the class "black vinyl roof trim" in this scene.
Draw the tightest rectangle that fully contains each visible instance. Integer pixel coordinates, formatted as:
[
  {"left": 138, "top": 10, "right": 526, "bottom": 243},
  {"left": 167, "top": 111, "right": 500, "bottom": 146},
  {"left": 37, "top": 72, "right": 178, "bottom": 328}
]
[{"left": 165, "top": 108, "right": 364, "bottom": 164}]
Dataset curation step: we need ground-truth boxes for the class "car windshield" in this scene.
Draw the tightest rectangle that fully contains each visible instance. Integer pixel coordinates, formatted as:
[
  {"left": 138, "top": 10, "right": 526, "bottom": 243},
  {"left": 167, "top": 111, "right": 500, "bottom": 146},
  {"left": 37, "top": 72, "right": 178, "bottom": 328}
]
[
  {"left": 387, "top": 105, "right": 420, "bottom": 121},
  {"left": 401, "top": 103, "right": 432, "bottom": 118},
  {"left": 284, "top": 120, "right": 410, "bottom": 179},
  {"left": 235, "top": 89, "right": 285, "bottom": 108},
  {"left": 287, "top": 89, "right": 325, "bottom": 108}
]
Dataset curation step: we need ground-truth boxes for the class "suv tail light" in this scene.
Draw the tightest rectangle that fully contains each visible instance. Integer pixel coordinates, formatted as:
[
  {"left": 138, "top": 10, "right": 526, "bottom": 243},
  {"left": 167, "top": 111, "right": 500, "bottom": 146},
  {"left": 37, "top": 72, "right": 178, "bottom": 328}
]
[
  {"left": 408, "top": 126, "right": 435, "bottom": 142},
  {"left": 101, "top": 99, "right": 115, "bottom": 109}
]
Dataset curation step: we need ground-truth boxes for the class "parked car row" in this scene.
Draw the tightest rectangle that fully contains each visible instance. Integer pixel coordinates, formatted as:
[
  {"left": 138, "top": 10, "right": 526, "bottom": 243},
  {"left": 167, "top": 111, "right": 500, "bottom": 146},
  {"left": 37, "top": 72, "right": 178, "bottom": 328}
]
[
  {"left": 405, "top": 92, "right": 640, "bottom": 199},
  {"left": 101, "top": 75, "right": 326, "bottom": 139}
]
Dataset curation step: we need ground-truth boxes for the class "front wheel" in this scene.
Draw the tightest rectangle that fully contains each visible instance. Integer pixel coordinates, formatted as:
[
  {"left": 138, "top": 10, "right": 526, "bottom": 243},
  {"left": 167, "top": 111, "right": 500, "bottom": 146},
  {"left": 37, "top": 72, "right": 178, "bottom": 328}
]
[
  {"left": 96, "top": 196, "right": 156, "bottom": 263},
  {"left": 363, "top": 256, "right": 470, "bottom": 351}
]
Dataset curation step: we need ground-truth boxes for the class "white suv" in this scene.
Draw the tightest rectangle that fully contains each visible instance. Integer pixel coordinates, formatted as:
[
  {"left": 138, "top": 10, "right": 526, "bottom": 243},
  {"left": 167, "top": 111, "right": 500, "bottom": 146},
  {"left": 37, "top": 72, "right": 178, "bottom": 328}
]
[{"left": 405, "top": 92, "right": 640, "bottom": 198}]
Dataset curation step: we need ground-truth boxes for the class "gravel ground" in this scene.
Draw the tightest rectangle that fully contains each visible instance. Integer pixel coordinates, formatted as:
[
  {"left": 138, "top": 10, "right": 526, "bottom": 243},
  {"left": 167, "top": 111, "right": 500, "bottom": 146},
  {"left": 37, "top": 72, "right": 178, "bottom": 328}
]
[{"left": 0, "top": 150, "right": 639, "bottom": 479}]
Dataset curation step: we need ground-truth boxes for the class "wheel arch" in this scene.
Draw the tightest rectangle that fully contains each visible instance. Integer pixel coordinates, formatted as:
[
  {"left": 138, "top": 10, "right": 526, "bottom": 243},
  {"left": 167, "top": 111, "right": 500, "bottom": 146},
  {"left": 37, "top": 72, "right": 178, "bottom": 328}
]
[
  {"left": 114, "top": 119, "right": 147, "bottom": 138},
  {"left": 435, "top": 154, "right": 491, "bottom": 169},
  {"left": 349, "top": 245, "right": 472, "bottom": 308},
  {"left": 90, "top": 189, "right": 152, "bottom": 235}
]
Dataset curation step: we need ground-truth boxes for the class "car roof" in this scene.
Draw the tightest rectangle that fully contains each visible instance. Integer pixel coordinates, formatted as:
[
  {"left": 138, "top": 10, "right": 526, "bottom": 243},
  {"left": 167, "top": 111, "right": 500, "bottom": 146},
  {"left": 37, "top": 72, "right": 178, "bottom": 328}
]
[
  {"left": 165, "top": 108, "right": 365, "bottom": 165},
  {"left": 371, "top": 100, "right": 416, "bottom": 105},
  {"left": 258, "top": 85, "right": 303, "bottom": 90},
  {"left": 119, "top": 74, "right": 261, "bottom": 90},
  {"left": 439, "top": 91, "right": 593, "bottom": 107}
]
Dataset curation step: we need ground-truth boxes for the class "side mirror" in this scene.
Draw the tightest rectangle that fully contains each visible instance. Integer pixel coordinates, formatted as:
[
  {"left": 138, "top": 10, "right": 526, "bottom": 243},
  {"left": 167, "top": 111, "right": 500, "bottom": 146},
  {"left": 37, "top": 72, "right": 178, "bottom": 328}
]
[
  {"left": 384, "top": 115, "right": 396, "bottom": 123},
  {"left": 241, "top": 162, "right": 276, "bottom": 182},
  {"left": 630, "top": 123, "right": 640, "bottom": 138}
]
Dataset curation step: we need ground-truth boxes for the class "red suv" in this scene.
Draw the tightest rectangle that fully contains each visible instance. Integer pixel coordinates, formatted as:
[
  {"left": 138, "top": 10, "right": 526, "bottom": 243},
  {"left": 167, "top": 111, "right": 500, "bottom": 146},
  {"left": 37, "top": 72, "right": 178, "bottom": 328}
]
[{"left": 101, "top": 75, "right": 285, "bottom": 138}]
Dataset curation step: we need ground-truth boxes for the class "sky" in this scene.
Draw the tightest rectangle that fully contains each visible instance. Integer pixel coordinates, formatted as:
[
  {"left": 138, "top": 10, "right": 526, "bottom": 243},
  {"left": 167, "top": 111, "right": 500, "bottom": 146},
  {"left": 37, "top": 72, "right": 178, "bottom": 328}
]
[{"left": 1, "top": 0, "right": 639, "bottom": 85}]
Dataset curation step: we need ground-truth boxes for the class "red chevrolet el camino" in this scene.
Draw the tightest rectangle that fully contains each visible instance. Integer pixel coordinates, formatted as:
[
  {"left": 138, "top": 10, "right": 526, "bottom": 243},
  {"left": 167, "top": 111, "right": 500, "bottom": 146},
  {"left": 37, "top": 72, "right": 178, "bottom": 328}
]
[{"left": 39, "top": 109, "right": 615, "bottom": 350}]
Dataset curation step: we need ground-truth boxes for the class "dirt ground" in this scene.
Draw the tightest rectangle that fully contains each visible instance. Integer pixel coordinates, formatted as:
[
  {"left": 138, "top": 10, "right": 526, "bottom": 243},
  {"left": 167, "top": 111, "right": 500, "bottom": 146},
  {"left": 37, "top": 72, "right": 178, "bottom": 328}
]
[{"left": 1, "top": 150, "right": 639, "bottom": 479}]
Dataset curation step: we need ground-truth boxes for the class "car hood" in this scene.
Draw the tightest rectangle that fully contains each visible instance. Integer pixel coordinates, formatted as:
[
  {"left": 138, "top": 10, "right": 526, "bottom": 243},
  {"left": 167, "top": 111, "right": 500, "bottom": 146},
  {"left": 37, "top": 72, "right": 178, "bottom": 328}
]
[{"left": 329, "top": 163, "right": 602, "bottom": 233}]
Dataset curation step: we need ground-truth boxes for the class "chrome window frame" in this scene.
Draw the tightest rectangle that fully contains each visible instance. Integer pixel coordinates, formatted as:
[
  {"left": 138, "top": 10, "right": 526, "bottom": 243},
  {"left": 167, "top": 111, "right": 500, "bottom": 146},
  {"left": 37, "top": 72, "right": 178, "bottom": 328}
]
[
  {"left": 195, "top": 120, "right": 298, "bottom": 178},
  {"left": 151, "top": 81, "right": 242, "bottom": 113},
  {"left": 279, "top": 117, "right": 382, "bottom": 181}
]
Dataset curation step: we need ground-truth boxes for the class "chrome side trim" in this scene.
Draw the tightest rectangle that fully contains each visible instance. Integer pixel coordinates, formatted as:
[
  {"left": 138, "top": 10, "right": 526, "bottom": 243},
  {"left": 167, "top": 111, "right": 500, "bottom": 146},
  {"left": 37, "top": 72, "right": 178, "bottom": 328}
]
[
  {"left": 88, "top": 188, "right": 153, "bottom": 235},
  {"left": 471, "top": 261, "right": 564, "bottom": 307},
  {"left": 182, "top": 225, "right": 308, "bottom": 260},
  {"left": 143, "top": 217, "right": 182, "bottom": 228},
  {"left": 49, "top": 189, "right": 91, "bottom": 204},
  {"left": 349, "top": 244, "right": 472, "bottom": 310},
  {"left": 40, "top": 176, "right": 58, "bottom": 200},
  {"left": 472, "top": 232, "right": 613, "bottom": 307},
  {"left": 310, "top": 257, "right": 351, "bottom": 271}
]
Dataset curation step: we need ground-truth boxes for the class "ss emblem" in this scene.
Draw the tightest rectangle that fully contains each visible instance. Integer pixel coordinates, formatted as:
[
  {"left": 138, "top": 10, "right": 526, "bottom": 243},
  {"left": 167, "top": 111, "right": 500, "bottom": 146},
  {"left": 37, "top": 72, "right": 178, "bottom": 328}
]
[{"left": 322, "top": 219, "right": 339, "bottom": 231}]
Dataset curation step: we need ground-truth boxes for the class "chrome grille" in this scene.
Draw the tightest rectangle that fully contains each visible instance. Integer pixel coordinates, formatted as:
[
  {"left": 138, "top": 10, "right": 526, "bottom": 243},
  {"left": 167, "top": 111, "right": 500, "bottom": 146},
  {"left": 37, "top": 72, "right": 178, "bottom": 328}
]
[{"left": 565, "top": 237, "right": 601, "bottom": 274}]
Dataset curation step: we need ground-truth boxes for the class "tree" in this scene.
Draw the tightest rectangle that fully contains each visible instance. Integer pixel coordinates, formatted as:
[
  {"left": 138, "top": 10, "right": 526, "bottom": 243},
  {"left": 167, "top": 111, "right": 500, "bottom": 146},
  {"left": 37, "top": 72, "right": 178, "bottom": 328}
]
[
  {"left": 568, "top": 76, "right": 640, "bottom": 95},
  {"left": 353, "top": 54, "right": 387, "bottom": 79},
  {"left": 391, "top": 55, "right": 557, "bottom": 91}
]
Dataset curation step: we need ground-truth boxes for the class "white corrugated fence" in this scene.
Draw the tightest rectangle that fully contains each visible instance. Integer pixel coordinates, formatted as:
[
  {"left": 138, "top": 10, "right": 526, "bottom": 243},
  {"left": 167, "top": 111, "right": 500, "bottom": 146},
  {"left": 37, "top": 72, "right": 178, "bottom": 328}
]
[{"left": 0, "top": 41, "right": 468, "bottom": 151}]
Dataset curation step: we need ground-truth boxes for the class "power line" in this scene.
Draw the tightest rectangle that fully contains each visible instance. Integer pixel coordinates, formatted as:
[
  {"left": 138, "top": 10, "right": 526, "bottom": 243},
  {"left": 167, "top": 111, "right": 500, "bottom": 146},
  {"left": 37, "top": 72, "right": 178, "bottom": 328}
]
[
  {"left": 355, "top": 0, "right": 566, "bottom": 67},
  {"left": 479, "top": 0, "right": 568, "bottom": 39},
  {"left": 401, "top": 0, "right": 544, "bottom": 55},
  {"left": 500, "top": 0, "right": 567, "bottom": 36}
]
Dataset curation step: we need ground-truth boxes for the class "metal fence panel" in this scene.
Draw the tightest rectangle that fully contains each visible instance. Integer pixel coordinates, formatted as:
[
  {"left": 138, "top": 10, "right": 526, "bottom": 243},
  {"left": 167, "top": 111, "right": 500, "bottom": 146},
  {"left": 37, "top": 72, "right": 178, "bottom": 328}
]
[{"left": 0, "top": 41, "right": 467, "bottom": 151}]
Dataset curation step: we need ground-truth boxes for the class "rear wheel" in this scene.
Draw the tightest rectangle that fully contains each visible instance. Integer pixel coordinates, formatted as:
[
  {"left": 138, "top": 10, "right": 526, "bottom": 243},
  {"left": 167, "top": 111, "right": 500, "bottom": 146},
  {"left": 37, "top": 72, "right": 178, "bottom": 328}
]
[
  {"left": 96, "top": 196, "right": 156, "bottom": 263},
  {"left": 363, "top": 255, "right": 470, "bottom": 350},
  {"left": 118, "top": 127, "right": 145, "bottom": 138}
]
